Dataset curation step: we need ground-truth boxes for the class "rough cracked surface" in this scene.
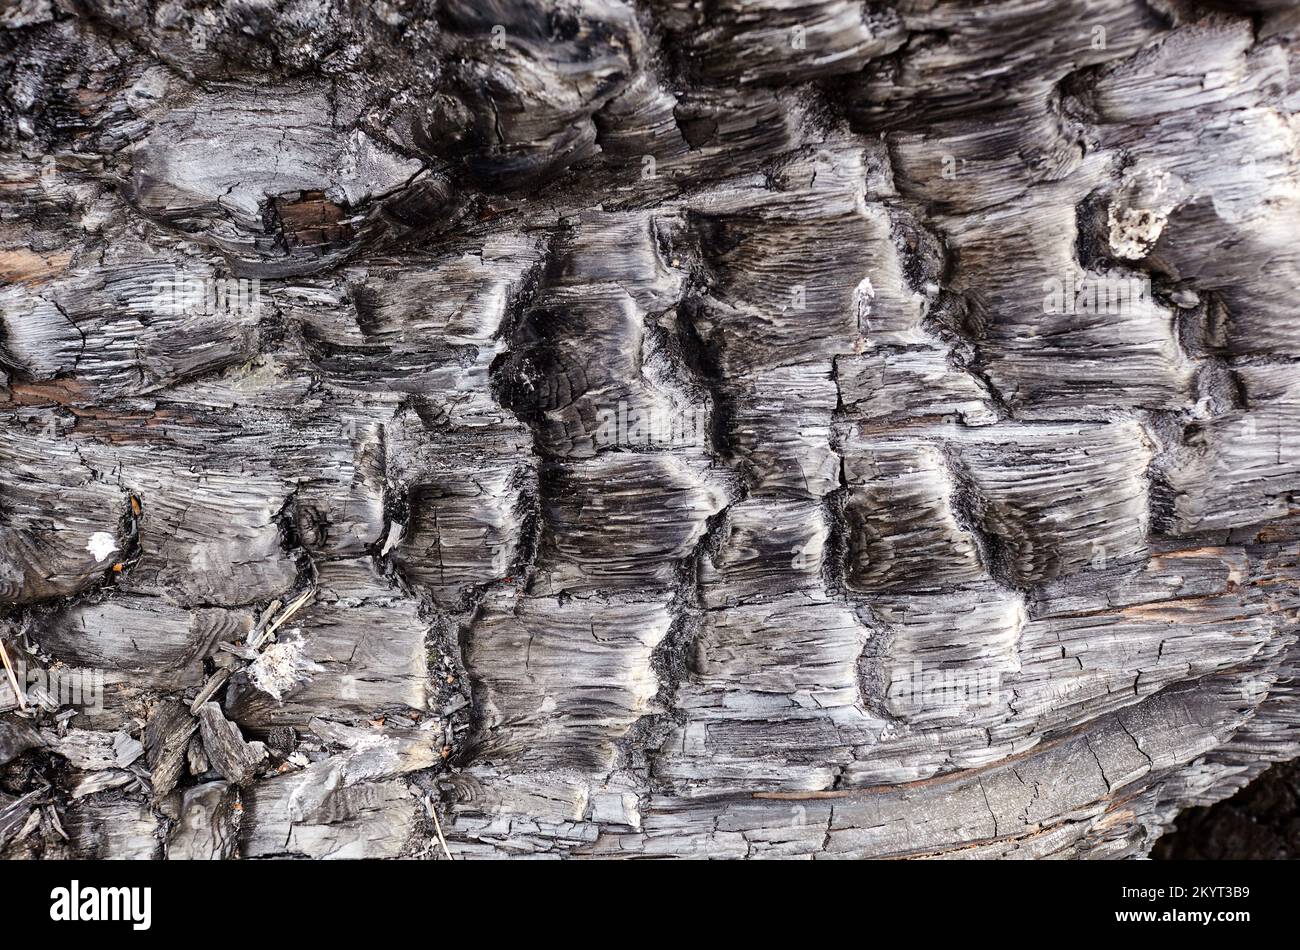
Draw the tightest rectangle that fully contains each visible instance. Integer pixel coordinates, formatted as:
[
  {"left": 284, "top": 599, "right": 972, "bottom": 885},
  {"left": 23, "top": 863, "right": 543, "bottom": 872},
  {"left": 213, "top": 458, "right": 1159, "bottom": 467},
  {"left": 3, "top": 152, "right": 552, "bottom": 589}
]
[{"left": 1, "top": 0, "right": 1299, "bottom": 859}]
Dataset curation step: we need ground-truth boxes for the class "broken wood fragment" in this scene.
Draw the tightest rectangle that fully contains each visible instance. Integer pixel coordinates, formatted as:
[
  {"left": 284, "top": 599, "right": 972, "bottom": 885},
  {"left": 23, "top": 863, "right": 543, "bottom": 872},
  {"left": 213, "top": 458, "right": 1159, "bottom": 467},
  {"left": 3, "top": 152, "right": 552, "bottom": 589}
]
[
  {"left": 196, "top": 703, "right": 268, "bottom": 788},
  {"left": 2, "top": 0, "right": 1299, "bottom": 862}
]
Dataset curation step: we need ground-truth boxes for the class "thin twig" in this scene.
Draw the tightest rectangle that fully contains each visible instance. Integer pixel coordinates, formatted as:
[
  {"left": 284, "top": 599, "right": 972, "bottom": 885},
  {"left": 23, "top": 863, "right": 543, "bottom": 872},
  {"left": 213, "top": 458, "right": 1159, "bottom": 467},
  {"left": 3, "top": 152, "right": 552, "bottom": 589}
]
[
  {"left": 0, "top": 638, "right": 27, "bottom": 711},
  {"left": 428, "top": 797, "right": 453, "bottom": 861},
  {"left": 252, "top": 587, "right": 315, "bottom": 649},
  {"left": 189, "top": 669, "right": 231, "bottom": 715}
]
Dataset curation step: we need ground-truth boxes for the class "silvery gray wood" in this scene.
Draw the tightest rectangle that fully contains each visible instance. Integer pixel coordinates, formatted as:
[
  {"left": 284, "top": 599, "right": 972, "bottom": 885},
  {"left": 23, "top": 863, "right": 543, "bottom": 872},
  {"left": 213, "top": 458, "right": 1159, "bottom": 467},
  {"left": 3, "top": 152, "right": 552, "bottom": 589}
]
[{"left": 0, "top": 0, "right": 1298, "bottom": 859}]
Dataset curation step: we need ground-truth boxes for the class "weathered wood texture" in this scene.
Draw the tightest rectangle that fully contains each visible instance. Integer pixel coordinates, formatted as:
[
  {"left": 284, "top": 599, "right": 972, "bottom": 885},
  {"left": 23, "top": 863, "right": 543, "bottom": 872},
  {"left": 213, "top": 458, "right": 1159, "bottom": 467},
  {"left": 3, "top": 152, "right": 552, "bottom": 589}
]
[{"left": 1, "top": 0, "right": 1299, "bottom": 859}]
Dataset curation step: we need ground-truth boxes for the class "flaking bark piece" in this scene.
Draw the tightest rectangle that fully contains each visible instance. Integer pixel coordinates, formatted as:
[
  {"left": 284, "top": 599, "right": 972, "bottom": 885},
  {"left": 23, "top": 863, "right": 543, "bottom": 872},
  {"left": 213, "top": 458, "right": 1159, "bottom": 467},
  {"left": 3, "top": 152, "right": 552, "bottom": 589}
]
[{"left": 197, "top": 702, "right": 268, "bottom": 787}]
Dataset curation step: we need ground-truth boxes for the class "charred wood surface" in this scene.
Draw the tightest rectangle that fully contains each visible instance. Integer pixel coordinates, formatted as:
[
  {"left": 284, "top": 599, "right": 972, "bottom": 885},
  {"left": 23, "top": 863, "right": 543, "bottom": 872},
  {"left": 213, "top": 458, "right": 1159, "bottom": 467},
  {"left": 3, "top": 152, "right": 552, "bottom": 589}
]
[{"left": 1, "top": 0, "right": 1300, "bottom": 859}]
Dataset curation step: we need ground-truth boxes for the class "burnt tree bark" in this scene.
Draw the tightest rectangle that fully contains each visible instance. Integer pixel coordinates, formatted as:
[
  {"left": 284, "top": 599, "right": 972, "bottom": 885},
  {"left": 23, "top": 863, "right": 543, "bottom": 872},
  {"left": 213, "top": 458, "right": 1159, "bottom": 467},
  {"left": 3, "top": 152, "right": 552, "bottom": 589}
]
[{"left": 1, "top": 0, "right": 1299, "bottom": 859}]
